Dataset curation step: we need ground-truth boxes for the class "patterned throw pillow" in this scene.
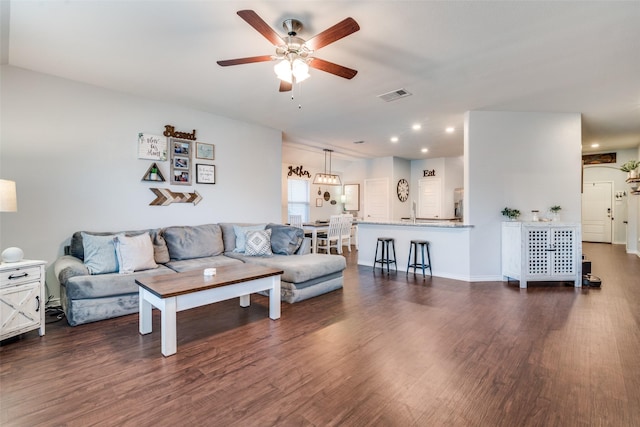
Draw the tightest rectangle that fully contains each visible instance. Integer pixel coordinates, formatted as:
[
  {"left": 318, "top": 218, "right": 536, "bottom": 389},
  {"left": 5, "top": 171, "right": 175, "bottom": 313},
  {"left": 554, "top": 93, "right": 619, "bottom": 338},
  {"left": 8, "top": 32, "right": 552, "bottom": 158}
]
[{"left": 244, "top": 229, "right": 273, "bottom": 256}]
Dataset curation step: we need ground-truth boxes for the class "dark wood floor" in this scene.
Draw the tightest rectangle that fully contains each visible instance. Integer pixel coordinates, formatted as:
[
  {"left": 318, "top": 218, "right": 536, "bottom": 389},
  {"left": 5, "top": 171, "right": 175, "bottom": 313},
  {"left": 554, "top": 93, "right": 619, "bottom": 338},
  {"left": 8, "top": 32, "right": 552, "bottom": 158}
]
[{"left": 1, "top": 243, "right": 639, "bottom": 426}]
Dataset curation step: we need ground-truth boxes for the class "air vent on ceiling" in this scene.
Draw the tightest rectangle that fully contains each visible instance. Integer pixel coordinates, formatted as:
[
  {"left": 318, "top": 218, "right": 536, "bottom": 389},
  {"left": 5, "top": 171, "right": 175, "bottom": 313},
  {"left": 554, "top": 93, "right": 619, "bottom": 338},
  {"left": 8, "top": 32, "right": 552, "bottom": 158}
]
[{"left": 378, "top": 88, "right": 412, "bottom": 102}]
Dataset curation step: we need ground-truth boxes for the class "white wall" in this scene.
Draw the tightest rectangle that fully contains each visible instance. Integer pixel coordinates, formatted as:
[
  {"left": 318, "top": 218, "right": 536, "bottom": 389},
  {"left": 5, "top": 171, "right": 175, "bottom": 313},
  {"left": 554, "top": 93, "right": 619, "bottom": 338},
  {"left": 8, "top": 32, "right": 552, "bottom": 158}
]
[
  {"left": 411, "top": 156, "right": 464, "bottom": 219},
  {"left": 465, "top": 110, "right": 582, "bottom": 280},
  {"left": 0, "top": 66, "right": 283, "bottom": 300}
]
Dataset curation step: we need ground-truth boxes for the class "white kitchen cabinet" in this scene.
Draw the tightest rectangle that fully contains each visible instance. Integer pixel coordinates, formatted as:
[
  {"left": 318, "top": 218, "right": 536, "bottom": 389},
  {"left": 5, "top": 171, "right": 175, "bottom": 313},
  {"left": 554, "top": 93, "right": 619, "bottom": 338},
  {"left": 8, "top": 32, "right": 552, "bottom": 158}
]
[
  {"left": 1, "top": 260, "right": 46, "bottom": 341},
  {"left": 501, "top": 222, "right": 582, "bottom": 288}
]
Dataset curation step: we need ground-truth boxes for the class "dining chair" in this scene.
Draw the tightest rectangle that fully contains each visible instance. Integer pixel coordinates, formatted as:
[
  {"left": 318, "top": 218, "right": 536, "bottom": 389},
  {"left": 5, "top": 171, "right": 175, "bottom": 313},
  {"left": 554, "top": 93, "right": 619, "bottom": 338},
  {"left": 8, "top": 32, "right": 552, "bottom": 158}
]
[
  {"left": 339, "top": 214, "right": 353, "bottom": 252},
  {"left": 289, "top": 214, "right": 303, "bottom": 229},
  {"left": 316, "top": 215, "right": 343, "bottom": 254}
]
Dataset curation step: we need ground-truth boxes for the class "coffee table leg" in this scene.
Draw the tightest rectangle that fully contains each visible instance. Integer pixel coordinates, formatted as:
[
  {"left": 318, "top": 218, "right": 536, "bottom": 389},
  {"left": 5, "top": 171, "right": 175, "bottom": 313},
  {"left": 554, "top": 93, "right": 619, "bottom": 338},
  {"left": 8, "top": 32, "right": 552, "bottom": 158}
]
[
  {"left": 139, "top": 289, "right": 152, "bottom": 335},
  {"left": 269, "top": 276, "right": 281, "bottom": 320},
  {"left": 161, "top": 297, "right": 177, "bottom": 357},
  {"left": 239, "top": 294, "right": 250, "bottom": 307}
]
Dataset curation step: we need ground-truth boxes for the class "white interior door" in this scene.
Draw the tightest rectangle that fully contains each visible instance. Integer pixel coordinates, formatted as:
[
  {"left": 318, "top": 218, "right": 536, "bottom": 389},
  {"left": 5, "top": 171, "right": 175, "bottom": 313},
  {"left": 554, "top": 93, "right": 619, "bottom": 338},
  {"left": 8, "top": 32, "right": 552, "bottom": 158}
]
[
  {"left": 364, "top": 178, "right": 389, "bottom": 221},
  {"left": 582, "top": 181, "right": 613, "bottom": 243},
  {"left": 418, "top": 178, "right": 442, "bottom": 218}
]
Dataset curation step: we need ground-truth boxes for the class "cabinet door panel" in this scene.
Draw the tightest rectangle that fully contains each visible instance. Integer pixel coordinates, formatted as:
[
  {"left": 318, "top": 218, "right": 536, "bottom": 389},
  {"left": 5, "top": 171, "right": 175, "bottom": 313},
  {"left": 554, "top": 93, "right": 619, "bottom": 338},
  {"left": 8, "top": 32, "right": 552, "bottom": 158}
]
[
  {"left": 551, "top": 228, "right": 576, "bottom": 275},
  {"left": 0, "top": 283, "right": 40, "bottom": 338},
  {"left": 526, "top": 228, "right": 550, "bottom": 276}
]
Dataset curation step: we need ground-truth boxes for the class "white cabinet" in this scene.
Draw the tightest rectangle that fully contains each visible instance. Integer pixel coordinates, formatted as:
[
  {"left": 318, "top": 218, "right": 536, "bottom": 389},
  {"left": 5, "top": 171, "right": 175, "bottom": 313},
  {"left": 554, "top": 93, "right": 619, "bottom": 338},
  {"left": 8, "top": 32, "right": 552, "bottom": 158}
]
[
  {"left": 1, "top": 260, "right": 46, "bottom": 341},
  {"left": 502, "top": 222, "right": 582, "bottom": 288}
]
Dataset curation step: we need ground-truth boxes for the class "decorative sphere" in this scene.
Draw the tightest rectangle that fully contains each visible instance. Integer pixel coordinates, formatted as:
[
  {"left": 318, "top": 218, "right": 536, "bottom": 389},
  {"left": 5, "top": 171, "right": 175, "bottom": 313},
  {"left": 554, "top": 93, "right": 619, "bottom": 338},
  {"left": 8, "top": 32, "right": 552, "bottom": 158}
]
[{"left": 2, "top": 247, "right": 24, "bottom": 263}]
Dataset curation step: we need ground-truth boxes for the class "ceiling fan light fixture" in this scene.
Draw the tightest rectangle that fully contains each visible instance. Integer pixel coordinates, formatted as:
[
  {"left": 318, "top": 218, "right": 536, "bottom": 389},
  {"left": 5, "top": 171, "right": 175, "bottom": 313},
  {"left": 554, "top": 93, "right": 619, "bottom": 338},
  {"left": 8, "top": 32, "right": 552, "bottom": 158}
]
[
  {"left": 274, "top": 59, "right": 293, "bottom": 83},
  {"left": 292, "top": 58, "right": 310, "bottom": 82}
]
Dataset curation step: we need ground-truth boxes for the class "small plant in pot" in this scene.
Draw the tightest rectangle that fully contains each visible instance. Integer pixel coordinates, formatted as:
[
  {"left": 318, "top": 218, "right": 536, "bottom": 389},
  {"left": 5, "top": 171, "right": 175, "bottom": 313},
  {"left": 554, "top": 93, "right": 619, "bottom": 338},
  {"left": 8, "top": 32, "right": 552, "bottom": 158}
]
[
  {"left": 501, "top": 207, "right": 521, "bottom": 221},
  {"left": 549, "top": 205, "right": 561, "bottom": 221},
  {"left": 620, "top": 160, "right": 640, "bottom": 179}
]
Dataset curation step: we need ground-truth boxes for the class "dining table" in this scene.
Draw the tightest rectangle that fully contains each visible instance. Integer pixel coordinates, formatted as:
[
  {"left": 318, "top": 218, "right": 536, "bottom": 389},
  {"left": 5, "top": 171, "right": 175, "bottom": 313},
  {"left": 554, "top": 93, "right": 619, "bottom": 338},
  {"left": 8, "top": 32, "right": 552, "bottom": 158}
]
[{"left": 302, "top": 222, "right": 330, "bottom": 253}]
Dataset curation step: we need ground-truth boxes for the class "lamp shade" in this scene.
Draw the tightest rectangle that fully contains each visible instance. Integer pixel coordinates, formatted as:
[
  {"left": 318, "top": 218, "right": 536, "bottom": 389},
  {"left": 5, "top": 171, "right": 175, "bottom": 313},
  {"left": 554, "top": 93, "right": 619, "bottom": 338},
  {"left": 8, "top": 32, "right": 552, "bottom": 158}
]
[{"left": 0, "top": 180, "right": 17, "bottom": 212}]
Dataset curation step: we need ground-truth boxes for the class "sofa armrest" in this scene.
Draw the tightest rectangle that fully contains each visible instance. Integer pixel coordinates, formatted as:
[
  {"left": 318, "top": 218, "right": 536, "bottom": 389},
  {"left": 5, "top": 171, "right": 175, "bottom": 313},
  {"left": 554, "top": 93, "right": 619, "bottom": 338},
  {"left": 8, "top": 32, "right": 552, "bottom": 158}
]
[
  {"left": 54, "top": 255, "right": 90, "bottom": 285},
  {"left": 295, "top": 237, "right": 311, "bottom": 255}
]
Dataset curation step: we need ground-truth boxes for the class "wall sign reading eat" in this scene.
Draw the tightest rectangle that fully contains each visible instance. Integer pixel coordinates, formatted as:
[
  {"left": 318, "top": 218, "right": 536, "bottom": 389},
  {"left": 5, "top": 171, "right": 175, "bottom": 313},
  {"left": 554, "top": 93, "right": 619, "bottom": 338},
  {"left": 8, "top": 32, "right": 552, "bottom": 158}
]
[{"left": 423, "top": 169, "right": 436, "bottom": 177}]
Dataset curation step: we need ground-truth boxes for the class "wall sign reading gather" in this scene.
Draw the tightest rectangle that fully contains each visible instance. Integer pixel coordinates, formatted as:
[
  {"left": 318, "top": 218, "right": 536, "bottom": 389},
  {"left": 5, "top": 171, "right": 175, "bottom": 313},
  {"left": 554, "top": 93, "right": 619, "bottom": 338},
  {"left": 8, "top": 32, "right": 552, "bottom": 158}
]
[
  {"left": 163, "top": 125, "right": 197, "bottom": 141},
  {"left": 288, "top": 165, "right": 311, "bottom": 178},
  {"left": 423, "top": 169, "right": 436, "bottom": 177}
]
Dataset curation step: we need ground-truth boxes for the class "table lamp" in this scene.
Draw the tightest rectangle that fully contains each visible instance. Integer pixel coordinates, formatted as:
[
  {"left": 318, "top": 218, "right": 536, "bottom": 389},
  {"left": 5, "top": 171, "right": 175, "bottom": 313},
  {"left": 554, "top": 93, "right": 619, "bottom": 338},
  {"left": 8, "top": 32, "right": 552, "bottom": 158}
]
[{"left": 0, "top": 179, "right": 23, "bottom": 262}]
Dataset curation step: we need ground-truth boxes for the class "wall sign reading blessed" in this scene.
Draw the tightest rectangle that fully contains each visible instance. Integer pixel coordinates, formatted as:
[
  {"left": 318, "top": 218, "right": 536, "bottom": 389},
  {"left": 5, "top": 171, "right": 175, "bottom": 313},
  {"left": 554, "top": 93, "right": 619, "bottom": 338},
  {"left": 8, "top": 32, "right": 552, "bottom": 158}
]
[{"left": 163, "top": 125, "right": 197, "bottom": 141}]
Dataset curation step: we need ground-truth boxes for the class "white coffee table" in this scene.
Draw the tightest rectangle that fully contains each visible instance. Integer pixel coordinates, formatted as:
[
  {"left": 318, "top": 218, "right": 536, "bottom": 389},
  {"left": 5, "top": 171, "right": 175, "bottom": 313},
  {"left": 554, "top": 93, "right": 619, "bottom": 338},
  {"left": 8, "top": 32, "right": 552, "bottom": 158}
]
[{"left": 136, "top": 264, "right": 282, "bottom": 357}]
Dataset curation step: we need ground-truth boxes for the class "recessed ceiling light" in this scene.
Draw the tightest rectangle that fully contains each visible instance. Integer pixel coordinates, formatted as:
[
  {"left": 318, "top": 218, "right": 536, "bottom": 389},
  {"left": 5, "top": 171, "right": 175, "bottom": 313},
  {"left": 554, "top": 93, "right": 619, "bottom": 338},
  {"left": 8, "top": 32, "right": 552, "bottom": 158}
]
[
  {"left": 421, "top": 148, "right": 428, "bottom": 153},
  {"left": 412, "top": 124, "right": 422, "bottom": 131},
  {"left": 445, "top": 127, "right": 455, "bottom": 133},
  {"left": 591, "top": 143, "right": 600, "bottom": 148},
  {"left": 390, "top": 136, "right": 399, "bottom": 143}
]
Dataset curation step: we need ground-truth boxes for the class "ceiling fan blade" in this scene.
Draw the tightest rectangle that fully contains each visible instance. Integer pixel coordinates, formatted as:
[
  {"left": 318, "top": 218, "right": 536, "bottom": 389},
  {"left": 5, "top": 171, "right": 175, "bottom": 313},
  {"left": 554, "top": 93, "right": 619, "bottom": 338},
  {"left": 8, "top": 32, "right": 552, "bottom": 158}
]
[
  {"left": 304, "top": 17, "right": 360, "bottom": 51},
  {"left": 309, "top": 58, "right": 358, "bottom": 79},
  {"left": 237, "top": 10, "right": 285, "bottom": 47},
  {"left": 217, "top": 55, "right": 273, "bottom": 66},
  {"left": 279, "top": 80, "right": 292, "bottom": 92}
]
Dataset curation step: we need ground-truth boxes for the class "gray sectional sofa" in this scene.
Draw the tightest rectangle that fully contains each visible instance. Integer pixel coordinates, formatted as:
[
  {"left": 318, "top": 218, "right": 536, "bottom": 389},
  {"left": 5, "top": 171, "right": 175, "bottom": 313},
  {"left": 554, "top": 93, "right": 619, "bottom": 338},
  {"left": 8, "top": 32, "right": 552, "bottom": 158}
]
[{"left": 53, "top": 223, "right": 346, "bottom": 326}]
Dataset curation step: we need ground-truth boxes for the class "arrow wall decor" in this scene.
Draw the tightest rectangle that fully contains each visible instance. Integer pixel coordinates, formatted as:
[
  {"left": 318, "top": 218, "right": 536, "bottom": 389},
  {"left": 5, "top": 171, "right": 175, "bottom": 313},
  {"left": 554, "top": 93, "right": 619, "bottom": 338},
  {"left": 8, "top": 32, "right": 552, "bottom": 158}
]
[{"left": 149, "top": 188, "right": 202, "bottom": 206}]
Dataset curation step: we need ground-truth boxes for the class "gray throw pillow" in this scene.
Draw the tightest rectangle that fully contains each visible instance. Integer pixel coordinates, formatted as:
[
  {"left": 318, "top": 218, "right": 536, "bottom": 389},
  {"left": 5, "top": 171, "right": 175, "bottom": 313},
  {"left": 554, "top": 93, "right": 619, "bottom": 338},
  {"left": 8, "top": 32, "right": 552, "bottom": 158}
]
[{"left": 266, "top": 224, "right": 304, "bottom": 255}]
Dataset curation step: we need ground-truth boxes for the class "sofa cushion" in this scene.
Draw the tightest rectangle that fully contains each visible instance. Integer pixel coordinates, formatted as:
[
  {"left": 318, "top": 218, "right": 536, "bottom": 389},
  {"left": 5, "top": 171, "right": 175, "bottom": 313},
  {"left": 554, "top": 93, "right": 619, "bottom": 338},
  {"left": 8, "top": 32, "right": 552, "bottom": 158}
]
[
  {"left": 266, "top": 223, "right": 304, "bottom": 255},
  {"left": 114, "top": 233, "right": 158, "bottom": 273},
  {"left": 225, "top": 253, "right": 346, "bottom": 284},
  {"left": 62, "top": 265, "right": 175, "bottom": 299},
  {"left": 245, "top": 229, "right": 273, "bottom": 256},
  {"left": 164, "top": 255, "right": 243, "bottom": 273},
  {"left": 70, "top": 229, "right": 168, "bottom": 264},
  {"left": 82, "top": 232, "right": 123, "bottom": 275},
  {"left": 163, "top": 224, "right": 224, "bottom": 260},
  {"left": 232, "top": 224, "right": 267, "bottom": 253}
]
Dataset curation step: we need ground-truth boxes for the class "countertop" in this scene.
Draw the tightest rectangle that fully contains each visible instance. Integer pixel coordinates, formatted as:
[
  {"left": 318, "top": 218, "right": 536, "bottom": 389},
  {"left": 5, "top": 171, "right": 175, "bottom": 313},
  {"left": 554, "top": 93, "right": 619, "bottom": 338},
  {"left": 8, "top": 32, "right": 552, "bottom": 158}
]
[{"left": 357, "top": 220, "right": 473, "bottom": 229}]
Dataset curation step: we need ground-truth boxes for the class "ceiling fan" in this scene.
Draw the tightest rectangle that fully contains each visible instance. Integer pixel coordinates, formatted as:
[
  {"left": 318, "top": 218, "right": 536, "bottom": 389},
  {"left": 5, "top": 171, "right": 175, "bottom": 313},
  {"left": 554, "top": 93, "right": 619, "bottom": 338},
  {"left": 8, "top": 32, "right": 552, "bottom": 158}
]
[{"left": 217, "top": 10, "right": 360, "bottom": 92}]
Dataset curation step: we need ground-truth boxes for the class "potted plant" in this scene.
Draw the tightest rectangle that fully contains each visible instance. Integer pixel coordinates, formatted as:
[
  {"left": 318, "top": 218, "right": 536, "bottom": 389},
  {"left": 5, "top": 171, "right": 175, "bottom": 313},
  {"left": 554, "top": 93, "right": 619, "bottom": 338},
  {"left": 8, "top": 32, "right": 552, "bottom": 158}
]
[
  {"left": 149, "top": 165, "right": 158, "bottom": 181},
  {"left": 549, "top": 205, "right": 561, "bottom": 221},
  {"left": 501, "top": 207, "right": 521, "bottom": 221},
  {"left": 620, "top": 160, "right": 640, "bottom": 179}
]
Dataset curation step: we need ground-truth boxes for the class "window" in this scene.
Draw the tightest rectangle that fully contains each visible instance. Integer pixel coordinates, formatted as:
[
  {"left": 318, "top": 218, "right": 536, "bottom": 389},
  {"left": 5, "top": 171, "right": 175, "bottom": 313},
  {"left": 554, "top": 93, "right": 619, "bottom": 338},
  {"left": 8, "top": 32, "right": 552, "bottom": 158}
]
[{"left": 287, "top": 179, "right": 310, "bottom": 222}]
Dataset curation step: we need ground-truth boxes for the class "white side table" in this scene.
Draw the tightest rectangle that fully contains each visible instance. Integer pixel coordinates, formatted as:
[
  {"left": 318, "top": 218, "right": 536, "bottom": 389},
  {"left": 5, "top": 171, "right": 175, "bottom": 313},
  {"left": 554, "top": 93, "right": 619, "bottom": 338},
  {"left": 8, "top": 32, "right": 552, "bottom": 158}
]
[{"left": 0, "top": 260, "right": 47, "bottom": 341}]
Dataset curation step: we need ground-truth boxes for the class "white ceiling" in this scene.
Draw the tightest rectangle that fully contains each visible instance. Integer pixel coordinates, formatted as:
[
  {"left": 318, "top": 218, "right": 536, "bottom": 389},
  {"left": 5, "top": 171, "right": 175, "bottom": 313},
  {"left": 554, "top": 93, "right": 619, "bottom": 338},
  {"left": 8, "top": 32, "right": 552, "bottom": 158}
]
[{"left": 4, "top": 1, "right": 640, "bottom": 167}]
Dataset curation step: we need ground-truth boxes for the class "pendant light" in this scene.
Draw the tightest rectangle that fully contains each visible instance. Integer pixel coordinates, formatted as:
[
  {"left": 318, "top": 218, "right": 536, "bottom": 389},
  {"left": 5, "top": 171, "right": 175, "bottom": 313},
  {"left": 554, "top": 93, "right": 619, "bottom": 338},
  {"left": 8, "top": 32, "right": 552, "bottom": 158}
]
[{"left": 312, "top": 149, "right": 341, "bottom": 186}]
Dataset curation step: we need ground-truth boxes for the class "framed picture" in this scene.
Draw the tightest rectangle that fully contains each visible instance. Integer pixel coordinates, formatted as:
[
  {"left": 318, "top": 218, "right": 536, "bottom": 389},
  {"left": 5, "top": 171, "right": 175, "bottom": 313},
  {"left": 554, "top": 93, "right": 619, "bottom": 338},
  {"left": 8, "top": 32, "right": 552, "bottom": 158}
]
[
  {"left": 343, "top": 183, "right": 360, "bottom": 211},
  {"left": 172, "top": 170, "right": 191, "bottom": 185},
  {"left": 196, "top": 164, "right": 215, "bottom": 184},
  {"left": 173, "top": 156, "right": 189, "bottom": 169},
  {"left": 137, "top": 133, "right": 167, "bottom": 161},
  {"left": 196, "top": 142, "right": 215, "bottom": 160},
  {"left": 316, "top": 198, "right": 323, "bottom": 207},
  {"left": 172, "top": 139, "right": 191, "bottom": 156},
  {"left": 170, "top": 138, "right": 192, "bottom": 185}
]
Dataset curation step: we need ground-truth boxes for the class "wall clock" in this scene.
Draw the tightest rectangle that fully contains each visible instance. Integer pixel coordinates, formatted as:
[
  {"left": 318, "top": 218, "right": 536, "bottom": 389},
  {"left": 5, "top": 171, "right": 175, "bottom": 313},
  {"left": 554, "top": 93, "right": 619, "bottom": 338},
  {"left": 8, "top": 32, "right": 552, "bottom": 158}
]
[{"left": 397, "top": 179, "right": 409, "bottom": 202}]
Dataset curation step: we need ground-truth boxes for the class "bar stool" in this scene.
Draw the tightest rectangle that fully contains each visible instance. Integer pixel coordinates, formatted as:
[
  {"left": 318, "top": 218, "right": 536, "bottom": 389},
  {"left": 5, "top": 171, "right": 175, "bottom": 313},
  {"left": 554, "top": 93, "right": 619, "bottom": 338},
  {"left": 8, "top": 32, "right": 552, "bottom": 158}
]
[
  {"left": 407, "top": 240, "right": 432, "bottom": 277},
  {"left": 374, "top": 237, "right": 397, "bottom": 272}
]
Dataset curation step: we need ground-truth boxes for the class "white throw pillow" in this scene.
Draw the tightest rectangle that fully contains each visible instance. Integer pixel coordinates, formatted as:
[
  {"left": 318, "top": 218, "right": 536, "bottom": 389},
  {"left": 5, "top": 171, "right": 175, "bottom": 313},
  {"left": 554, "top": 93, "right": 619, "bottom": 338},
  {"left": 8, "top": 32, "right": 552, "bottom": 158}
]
[
  {"left": 233, "top": 224, "right": 266, "bottom": 253},
  {"left": 114, "top": 233, "right": 158, "bottom": 274},
  {"left": 244, "top": 229, "right": 273, "bottom": 256}
]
